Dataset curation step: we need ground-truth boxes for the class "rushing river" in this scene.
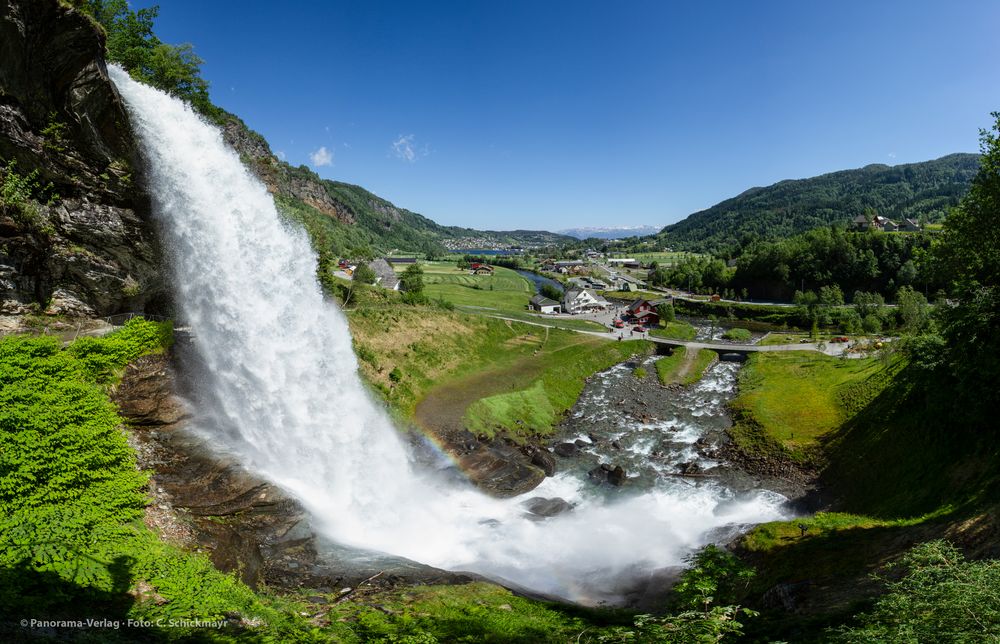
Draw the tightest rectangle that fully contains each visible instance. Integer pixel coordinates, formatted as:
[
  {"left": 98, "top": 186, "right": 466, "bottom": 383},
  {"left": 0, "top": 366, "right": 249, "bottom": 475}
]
[{"left": 111, "top": 65, "right": 790, "bottom": 605}]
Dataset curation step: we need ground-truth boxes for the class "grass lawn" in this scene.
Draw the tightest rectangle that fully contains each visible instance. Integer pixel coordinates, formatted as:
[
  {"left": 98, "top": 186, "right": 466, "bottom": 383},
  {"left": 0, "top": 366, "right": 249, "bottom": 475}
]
[
  {"left": 650, "top": 320, "right": 697, "bottom": 341},
  {"left": 462, "top": 336, "right": 653, "bottom": 442},
  {"left": 728, "top": 351, "right": 885, "bottom": 461},
  {"left": 654, "top": 347, "right": 716, "bottom": 386}
]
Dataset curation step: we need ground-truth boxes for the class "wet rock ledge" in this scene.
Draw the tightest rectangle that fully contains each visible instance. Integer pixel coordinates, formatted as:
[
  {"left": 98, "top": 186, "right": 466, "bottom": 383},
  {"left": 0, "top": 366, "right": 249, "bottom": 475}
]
[{"left": 112, "top": 351, "right": 474, "bottom": 593}]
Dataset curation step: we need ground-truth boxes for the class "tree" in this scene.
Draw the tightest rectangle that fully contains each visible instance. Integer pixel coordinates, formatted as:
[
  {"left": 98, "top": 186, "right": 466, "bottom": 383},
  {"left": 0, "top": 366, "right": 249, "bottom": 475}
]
[
  {"left": 657, "top": 302, "right": 676, "bottom": 323},
  {"left": 72, "top": 1, "right": 216, "bottom": 115},
  {"left": 853, "top": 291, "right": 885, "bottom": 318},
  {"left": 352, "top": 263, "right": 376, "bottom": 285},
  {"left": 931, "top": 112, "right": 1000, "bottom": 418},
  {"left": 400, "top": 264, "right": 424, "bottom": 293},
  {"left": 539, "top": 283, "right": 562, "bottom": 301},
  {"left": 896, "top": 286, "right": 931, "bottom": 334}
]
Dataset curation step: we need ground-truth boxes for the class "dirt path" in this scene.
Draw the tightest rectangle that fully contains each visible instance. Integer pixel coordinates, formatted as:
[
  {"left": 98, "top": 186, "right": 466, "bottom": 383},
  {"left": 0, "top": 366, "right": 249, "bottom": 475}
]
[{"left": 674, "top": 346, "right": 699, "bottom": 381}]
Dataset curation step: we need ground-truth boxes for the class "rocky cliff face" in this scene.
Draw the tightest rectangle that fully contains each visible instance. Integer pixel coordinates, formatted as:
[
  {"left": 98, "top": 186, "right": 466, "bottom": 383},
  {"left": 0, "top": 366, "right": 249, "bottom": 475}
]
[
  {"left": 0, "top": 0, "right": 165, "bottom": 317},
  {"left": 221, "top": 116, "right": 355, "bottom": 225}
]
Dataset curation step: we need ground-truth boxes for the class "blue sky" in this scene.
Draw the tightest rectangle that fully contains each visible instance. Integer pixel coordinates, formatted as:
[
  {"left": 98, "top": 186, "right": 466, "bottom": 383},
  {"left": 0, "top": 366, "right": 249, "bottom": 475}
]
[{"left": 147, "top": 0, "right": 1000, "bottom": 231}]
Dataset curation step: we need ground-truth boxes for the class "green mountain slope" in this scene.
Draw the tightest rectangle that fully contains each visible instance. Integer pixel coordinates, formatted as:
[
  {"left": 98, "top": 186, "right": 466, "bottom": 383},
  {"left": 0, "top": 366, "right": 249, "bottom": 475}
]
[
  {"left": 657, "top": 153, "right": 979, "bottom": 253},
  {"left": 220, "top": 114, "right": 570, "bottom": 259}
]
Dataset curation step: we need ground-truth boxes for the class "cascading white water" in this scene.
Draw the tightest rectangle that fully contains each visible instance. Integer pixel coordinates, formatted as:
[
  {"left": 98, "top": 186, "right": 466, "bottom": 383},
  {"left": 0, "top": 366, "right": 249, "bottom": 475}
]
[{"left": 110, "top": 66, "right": 789, "bottom": 603}]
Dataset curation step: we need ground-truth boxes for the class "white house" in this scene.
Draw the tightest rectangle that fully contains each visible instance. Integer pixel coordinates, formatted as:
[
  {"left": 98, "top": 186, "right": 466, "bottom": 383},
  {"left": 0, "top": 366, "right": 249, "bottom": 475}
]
[
  {"left": 562, "top": 288, "right": 610, "bottom": 314},
  {"left": 529, "top": 294, "right": 561, "bottom": 314}
]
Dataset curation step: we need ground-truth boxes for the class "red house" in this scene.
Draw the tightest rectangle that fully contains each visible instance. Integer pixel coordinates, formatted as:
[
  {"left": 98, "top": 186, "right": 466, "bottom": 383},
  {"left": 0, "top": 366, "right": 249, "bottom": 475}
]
[{"left": 626, "top": 297, "right": 671, "bottom": 326}]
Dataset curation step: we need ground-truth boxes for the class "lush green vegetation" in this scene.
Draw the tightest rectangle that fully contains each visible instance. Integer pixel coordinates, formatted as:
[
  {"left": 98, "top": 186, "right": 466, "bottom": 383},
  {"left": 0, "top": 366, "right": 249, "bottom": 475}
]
[
  {"left": 469, "top": 307, "right": 608, "bottom": 332},
  {"left": 655, "top": 153, "right": 979, "bottom": 253},
  {"left": 324, "top": 582, "right": 594, "bottom": 643},
  {"left": 0, "top": 320, "right": 324, "bottom": 641},
  {"left": 69, "top": 0, "right": 216, "bottom": 116},
  {"left": 728, "top": 351, "right": 893, "bottom": 463},
  {"left": 650, "top": 225, "right": 945, "bottom": 309},
  {"left": 721, "top": 327, "right": 752, "bottom": 341},
  {"left": 654, "top": 347, "right": 716, "bottom": 386},
  {"left": 649, "top": 320, "right": 697, "bottom": 341},
  {"left": 832, "top": 540, "right": 1000, "bottom": 642},
  {"left": 464, "top": 337, "right": 652, "bottom": 441},
  {"left": 0, "top": 158, "right": 58, "bottom": 233}
]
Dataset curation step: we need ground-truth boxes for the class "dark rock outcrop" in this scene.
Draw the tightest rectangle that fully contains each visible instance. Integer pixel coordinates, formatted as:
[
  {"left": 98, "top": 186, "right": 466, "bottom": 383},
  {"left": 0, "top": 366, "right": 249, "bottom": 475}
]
[
  {"left": 114, "top": 350, "right": 475, "bottom": 591},
  {"left": 522, "top": 497, "right": 573, "bottom": 519},
  {"left": 0, "top": 0, "right": 164, "bottom": 316}
]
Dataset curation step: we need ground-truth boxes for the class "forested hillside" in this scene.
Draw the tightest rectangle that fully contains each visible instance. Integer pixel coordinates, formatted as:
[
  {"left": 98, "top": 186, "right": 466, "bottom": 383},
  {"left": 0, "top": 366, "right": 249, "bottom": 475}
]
[{"left": 657, "top": 154, "right": 979, "bottom": 253}]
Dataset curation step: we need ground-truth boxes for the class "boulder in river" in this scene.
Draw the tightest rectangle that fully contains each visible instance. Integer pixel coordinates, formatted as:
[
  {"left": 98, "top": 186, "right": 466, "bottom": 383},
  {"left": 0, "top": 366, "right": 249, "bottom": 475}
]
[
  {"left": 553, "top": 442, "right": 579, "bottom": 457},
  {"left": 522, "top": 497, "right": 574, "bottom": 519},
  {"left": 588, "top": 463, "right": 627, "bottom": 486},
  {"left": 524, "top": 447, "right": 556, "bottom": 476}
]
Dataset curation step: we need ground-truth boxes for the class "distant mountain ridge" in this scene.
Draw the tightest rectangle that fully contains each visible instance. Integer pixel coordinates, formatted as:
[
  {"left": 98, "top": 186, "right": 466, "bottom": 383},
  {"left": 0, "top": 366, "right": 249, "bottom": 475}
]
[
  {"left": 656, "top": 153, "right": 980, "bottom": 253},
  {"left": 558, "top": 225, "right": 660, "bottom": 240}
]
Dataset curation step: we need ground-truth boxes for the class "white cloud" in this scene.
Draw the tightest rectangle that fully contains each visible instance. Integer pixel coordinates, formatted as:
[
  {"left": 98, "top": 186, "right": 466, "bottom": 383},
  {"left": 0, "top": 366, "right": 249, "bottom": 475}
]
[
  {"left": 392, "top": 134, "right": 417, "bottom": 162},
  {"left": 391, "top": 134, "right": 429, "bottom": 163},
  {"left": 309, "top": 146, "right": 333, "bottom": 167},
  {"left": 275, "top": 150, "right": 286, "bottom": 160},
  {"left": 888, "top": 152, "right": 897, "bottom": 159}
]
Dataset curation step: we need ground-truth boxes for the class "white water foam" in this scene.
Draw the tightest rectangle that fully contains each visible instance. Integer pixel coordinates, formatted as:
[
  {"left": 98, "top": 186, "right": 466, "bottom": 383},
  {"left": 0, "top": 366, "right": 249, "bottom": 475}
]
[{"left": 110, "top": 66, "right": 789, "bottom": 604}]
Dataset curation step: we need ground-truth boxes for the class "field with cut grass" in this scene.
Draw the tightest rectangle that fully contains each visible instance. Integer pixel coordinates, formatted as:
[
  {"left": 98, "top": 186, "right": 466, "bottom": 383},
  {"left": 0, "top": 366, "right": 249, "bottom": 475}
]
[
  {"left": 728, "top": 351, "right": 889, "bottom": 462},
  {"left": 421, "top": 262, "right": 535, "bottom": 312}
]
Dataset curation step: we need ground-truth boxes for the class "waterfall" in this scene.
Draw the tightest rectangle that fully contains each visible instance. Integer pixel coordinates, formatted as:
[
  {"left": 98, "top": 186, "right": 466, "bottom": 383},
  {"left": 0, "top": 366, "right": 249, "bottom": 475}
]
[{"left": 110, "top": 66, "right": 788, "bottom": 603}]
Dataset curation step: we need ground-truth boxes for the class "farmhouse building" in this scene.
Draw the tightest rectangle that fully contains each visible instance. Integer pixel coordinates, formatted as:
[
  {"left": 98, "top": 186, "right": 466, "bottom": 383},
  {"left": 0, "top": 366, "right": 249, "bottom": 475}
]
[
  {"left": 563, "top": 289, "right": 610, "bottom": 314},
  {"left": 368, "top": 258, "right": 400, "bottom": 290},
  {"left": 529, "top": 295, "right": 562, "bottom": 314},
  {"left": 626, "top": 297, "right": 672, "bottom": 326}
]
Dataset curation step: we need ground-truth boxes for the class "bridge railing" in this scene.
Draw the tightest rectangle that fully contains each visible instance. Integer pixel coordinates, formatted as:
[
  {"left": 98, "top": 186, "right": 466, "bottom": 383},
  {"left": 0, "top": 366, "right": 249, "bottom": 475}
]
[{"left": 103, "top": 312, "right": 170, "bottom": 327}]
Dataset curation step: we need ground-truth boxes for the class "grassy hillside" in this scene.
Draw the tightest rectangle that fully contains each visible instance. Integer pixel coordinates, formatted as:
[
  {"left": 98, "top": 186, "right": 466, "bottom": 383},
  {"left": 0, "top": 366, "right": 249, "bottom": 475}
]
[
  {"left": 657, "top": 153, "right": 979, "bottom": 253},
  {"left": 725, "top": 349, "right": 1000, "bottom": 639},
  {"left": 462, "top": 336, "right": 653, "bottom": 441}
]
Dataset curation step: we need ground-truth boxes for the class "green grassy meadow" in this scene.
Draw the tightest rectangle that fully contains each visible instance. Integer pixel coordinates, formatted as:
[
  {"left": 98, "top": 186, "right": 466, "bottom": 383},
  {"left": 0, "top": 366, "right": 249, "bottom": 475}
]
[
  {"left": 728, "top": 351, "right": 886, "bottom": 461},
  {"left": 421, "top": 262, "right": 535, "bottom": 312}
]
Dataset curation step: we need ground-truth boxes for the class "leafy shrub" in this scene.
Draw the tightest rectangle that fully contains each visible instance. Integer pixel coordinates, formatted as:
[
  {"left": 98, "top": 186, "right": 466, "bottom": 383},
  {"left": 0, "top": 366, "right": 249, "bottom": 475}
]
[
  {"left": 832, "top": 540, "right": 1000, "bottom": 642},
  {"left": 722, "top": 327, "right": 752, "bottom": 341}
]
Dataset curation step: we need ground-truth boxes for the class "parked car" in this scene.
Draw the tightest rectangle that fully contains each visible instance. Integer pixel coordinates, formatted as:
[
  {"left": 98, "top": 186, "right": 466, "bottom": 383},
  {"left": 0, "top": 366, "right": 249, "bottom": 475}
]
[
  {"left": 831, "top": 336, "right": 849, "bottom": 343},
  {"left": 633, "top": 325, "right": 646, "bottom": 332},
  {"left": 613, "top": 319, "right": 624, "bottom": 328}
]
